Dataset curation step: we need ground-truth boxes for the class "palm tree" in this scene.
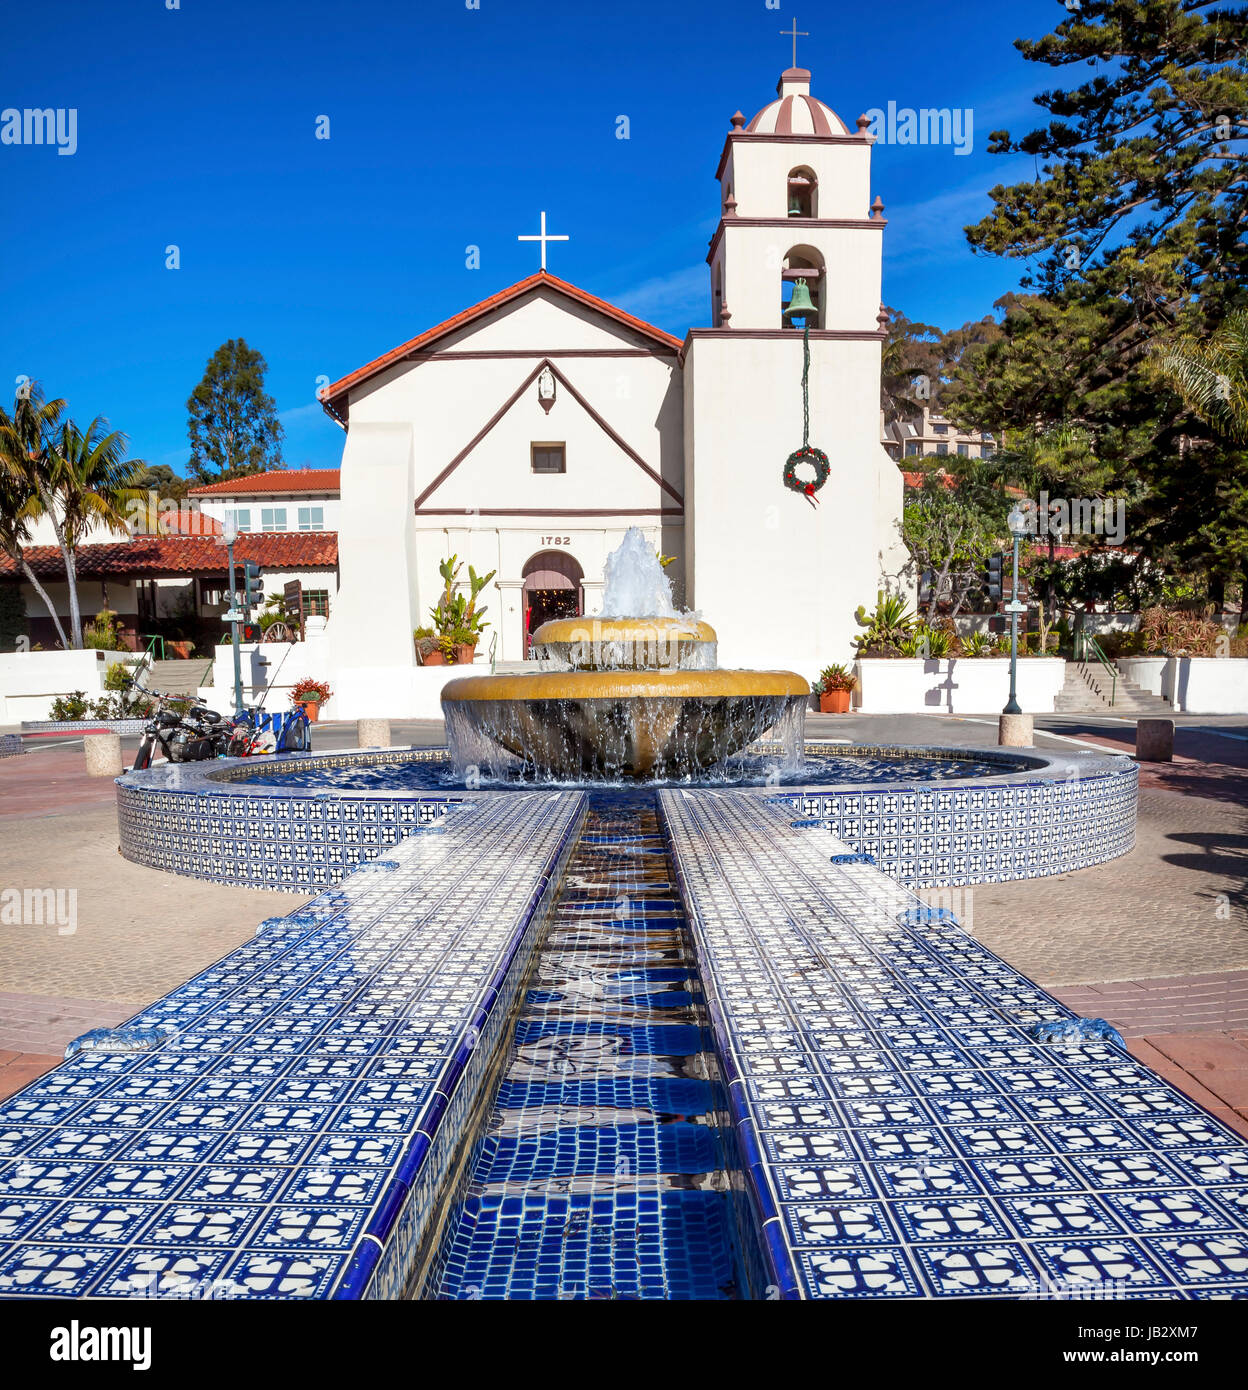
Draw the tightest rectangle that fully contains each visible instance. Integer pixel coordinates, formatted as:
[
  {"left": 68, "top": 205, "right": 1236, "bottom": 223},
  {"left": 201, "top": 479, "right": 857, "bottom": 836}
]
[
  {"left": 0, "top": 471, "right": 70, "bottom": 649},
  {"left": 1154, "top": 310, "right": 1248, "bottom": 441},
  {"left": 51, "top": 417, "right": 145, "bottom": 644},
  {"left": 0, "top": 381, "right": 143, "bottom": 647}
]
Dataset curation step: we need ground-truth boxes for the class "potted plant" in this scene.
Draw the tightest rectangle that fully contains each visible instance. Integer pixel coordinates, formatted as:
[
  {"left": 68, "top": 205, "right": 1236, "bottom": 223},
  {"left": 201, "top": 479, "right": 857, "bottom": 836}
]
[
  {"left": 428, "top": 555, "right": 497, "bottom": 665},
  {"left": 290, "top": 677, "right": 332, "bottom": 722},
  {"left": 817, "top": 663, "right": 857, "bottom": 713},
  {"left": 414, "top": 626, "right": 440, "bottom": 665},
  {"left": 451, "top": 627, "right": 477, "bottom": 665}
]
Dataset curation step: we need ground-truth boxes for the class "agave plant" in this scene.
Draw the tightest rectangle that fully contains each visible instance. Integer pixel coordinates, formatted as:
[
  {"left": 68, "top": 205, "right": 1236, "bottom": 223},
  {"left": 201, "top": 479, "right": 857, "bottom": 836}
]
[{"left": 852, "top": 592, "right": 915, "bottom": 655}]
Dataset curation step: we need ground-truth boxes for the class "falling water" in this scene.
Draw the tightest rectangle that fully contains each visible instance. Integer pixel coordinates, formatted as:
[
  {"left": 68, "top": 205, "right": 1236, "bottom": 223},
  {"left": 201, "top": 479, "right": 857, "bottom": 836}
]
[
  {"left": 598, "top": 527, "right": 684, "bottom": 619},
  {"left": 443, "top": 527, "right": 807, "bottom": 782}
]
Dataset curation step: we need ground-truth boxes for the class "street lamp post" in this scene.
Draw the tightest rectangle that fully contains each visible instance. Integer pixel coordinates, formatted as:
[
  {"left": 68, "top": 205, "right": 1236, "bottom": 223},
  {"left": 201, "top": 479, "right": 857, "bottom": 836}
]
[
  {"left": 1003, "top": 504, "right": 1028, "bottom": 716},
  {"left": 222, "top": 514, "right": 244, "bottom": 716}
]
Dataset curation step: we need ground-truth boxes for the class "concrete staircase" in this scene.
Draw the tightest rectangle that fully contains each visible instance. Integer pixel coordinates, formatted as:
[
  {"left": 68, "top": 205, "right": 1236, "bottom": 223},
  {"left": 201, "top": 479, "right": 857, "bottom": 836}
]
[
  {"left": 143, "top": 658, "right": 215, "bottom": 695},
  {"left": 1054, "top": 660, "right": 1173, "bottom": 715}
]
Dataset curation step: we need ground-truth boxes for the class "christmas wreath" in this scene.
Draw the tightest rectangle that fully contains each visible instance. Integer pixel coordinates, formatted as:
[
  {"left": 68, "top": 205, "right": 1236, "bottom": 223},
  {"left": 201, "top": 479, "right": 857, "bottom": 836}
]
[{"left": 784, "top": 445, "right": 830, "bottom": 499}]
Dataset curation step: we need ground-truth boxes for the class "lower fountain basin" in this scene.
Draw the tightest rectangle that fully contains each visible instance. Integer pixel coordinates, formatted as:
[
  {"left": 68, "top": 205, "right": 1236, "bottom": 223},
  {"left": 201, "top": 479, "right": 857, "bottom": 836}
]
[{"left": 442, "top": 669, "right": 809, "bottom": 778}]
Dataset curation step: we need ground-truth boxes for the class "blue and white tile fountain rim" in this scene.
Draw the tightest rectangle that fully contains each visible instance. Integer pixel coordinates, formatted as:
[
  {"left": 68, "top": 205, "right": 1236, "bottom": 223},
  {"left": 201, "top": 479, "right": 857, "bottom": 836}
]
[{"left": 114, "top": 742, "right": 1138, "bottom": 893}]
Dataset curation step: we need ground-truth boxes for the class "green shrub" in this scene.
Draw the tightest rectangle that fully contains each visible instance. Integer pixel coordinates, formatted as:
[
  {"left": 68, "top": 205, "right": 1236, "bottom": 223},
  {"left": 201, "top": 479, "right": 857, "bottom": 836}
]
[{"left": 49, "top": 691, "right": 89, "bottom": 720}]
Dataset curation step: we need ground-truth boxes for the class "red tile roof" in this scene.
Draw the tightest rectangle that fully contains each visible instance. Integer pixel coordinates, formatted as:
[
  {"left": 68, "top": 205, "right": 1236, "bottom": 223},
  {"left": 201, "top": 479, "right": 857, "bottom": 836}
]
[
  {"left": 0, "top": 533, "right": 338, "bottom": 580},
  {"left": 187, "top": 469, "right": 341, "bottom": 496},
  {"left": 322, "top": 272, "right": 683, "bottom": 421},
  {"left": 901, "top": 470, "right": 957, "bottom": 490}
]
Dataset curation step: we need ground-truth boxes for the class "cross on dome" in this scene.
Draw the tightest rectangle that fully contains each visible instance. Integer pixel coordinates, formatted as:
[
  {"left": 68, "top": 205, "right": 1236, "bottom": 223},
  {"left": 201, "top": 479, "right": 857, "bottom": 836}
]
[
  {"left": 781, "top": 17, "right": 808, "bottom": 69},
  {"left": 517, "top": 211, "right": 570, "bottom": 271}
]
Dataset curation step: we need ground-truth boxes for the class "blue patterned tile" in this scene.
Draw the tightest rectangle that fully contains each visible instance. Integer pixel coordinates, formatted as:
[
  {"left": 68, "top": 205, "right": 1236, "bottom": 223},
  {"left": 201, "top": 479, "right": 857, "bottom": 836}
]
[
  {"left": 912, "top": 1241, "right": 1043, "bottom": 1297},
  {"left": 1029, "top": 1237, "right": 1174, "bottom": 1291}
]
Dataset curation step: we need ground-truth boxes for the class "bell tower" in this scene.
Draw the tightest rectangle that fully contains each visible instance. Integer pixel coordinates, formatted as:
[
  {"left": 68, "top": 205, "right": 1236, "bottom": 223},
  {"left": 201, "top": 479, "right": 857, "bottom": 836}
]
[
  {"left": 682, "top": 65, "right": 905, "bottom": 676},
  {"left": 708, "top": 67, "right": 885, "bottom": 332}
]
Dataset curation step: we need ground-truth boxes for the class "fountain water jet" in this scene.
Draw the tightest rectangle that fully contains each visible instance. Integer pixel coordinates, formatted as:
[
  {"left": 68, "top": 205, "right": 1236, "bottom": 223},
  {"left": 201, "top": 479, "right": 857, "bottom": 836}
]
[{"left": 441, "top": 528, "right": 808, "bottom": 780}]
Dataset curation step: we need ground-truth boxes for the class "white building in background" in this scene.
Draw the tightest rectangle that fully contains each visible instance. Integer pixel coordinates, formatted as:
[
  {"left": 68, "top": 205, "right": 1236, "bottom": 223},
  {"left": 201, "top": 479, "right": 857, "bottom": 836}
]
[
  {"left": 187, "top": 470, "right": 342, "bottom": 537},
  {"left": 319, "top": 65, "right": 905, "bottom": 716},
  {"left": 883, "top": 404, "right": 996, "bottom": 462}
]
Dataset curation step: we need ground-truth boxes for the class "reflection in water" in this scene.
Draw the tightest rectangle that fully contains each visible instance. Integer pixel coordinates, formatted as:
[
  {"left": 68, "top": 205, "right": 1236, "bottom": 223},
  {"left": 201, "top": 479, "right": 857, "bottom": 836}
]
[
  {"left": 240, "top": 748, "right": 1012, "bottom": 792},
  {"left": 431, "top": 794, "right": 744, "bottom": 1301}
]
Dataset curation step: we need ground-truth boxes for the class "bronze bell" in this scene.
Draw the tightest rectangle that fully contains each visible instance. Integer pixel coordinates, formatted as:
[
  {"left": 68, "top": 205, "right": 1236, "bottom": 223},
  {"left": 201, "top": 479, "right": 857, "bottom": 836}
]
[{"left": 783, "top": 277, "right": 816, "bottom": 323}]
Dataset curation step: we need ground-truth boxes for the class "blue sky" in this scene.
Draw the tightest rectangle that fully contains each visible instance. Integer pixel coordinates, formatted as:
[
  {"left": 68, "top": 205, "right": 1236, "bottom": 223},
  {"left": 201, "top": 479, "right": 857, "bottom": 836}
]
[{"left": 1, "top": 0, "right": 1064, "bottom": 476}]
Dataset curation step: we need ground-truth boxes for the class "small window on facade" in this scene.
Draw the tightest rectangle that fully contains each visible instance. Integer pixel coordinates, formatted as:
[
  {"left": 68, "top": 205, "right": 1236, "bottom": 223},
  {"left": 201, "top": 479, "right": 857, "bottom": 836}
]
[
  {"left": 298, "top": 506, "right": 324, "bottom": 531},
  {"left": 531, "top": 444, "right": 566, "bottom": 474},
  {"left": 232, "top": 508, "right": 252, "bottom": 533},
  {"left": 957, "top": 443, "right": 969, "bottom": 457},
  {"left": 905, "top": 441, "right": 921, "bottom": 457},
  {"left": 933, "top": 424, "right": 948, "bottom": 435},
  {"left": 936, "top": 444, "right": 949, "bottom": 456},
  {"left": 304, "top": 589, "right": 330, "bottom": 618},
  {"left": 981, "top": 443, "right": 995, "bottom": 458},
  {"left": 261, "top": 507, "right": 287, "bottom": 531}
]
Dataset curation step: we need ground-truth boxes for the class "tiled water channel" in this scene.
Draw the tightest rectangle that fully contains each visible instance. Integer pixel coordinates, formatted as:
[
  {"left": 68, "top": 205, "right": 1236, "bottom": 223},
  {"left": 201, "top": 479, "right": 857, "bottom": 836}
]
[{"left": 430, "top": 793, "right": 756, "bottom": 1300}]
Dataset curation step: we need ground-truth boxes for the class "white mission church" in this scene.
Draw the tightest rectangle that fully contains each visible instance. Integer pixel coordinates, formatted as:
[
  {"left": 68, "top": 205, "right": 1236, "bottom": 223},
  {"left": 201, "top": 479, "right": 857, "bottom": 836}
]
[{"left": 320, "top": 64, "right": 904, "bottom": 714}]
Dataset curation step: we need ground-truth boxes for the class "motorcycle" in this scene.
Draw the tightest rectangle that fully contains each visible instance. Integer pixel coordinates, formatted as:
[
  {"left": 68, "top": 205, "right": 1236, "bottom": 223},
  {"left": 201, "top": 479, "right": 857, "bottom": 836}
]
[
  {"left": 130, "top": 684, "right": 311, "bottom": 770},
  {"left": 131, "top": 690, "right": 230, "bottom": 770}
]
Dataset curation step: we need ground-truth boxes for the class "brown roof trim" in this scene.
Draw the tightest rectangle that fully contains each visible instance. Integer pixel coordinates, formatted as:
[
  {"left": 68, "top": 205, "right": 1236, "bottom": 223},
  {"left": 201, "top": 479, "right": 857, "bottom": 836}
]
[
  {"left": 706, "top": 215, "right": 886, "bottom": 264},
  {"left": 387, "top": 348, "right": 677, "bottom": 361},
  {"left": 415, "top": 508, "right": 684, "bottom": 518},
  {"left": 322, "top": 272, "right": 682, "bottom": 424},
  {"left": 715, "top": 130, "right": 868, "bottom": 182},
  {"left": 679, "top": 326, "right": 887, "bottom": 364},
  {"left": 412, "top": 357, "right": 684, "bottom": 511}
]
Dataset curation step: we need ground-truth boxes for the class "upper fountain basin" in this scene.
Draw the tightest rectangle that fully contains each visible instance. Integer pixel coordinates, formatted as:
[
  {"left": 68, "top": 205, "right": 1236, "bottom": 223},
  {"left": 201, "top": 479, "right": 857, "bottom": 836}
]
[{"left": 531, "top": 616, "right": 718, "bottom": 672}]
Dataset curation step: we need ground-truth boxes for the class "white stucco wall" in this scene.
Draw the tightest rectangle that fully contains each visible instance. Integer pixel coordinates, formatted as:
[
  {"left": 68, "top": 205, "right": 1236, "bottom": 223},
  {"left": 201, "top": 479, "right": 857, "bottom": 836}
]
[
  {"left": 854, "top": 658, "right": 1067, "bottom": 715},
  {"left": 197, "top": 495, "right": 342, "bottom": 532},
  {"left": 328, "top": 287, "right": 686, "bottom": 681},
  {"left": 684, "top": 333, "right": 905, "bottom": 678}
]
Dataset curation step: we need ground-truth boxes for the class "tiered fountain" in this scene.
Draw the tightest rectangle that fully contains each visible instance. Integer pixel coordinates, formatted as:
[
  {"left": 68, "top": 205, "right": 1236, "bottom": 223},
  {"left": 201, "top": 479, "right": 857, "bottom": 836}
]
[{"left": 441, "top": 529, "right": 809, "bottom": 779}]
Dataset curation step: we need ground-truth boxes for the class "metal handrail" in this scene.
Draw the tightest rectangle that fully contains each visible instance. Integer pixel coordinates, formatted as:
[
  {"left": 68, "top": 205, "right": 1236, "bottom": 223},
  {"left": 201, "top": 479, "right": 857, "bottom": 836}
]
[
  {"left": 489, "top": 630, "right": 498, "bottom": 675},
  {"left": 1074, "top": 630, "right": 1117, "bottom": 706},
  {"left": 142, "top": 634, "right": 166, "bottom": 661}
]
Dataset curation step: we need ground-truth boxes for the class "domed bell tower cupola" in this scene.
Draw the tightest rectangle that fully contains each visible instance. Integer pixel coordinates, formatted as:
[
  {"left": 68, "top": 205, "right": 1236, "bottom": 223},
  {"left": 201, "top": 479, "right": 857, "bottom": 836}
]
[{"left": 707, "top": 65, "right": 882, "bottom": 332}]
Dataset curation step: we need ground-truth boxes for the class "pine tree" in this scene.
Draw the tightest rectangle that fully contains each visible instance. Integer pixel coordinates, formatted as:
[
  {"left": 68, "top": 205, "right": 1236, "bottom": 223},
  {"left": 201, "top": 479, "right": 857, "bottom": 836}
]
[
  {"left": 953, "top": 2, "right": 1248, "bottom": 600},
  {"left": 186, "top": 339, "right": 284, "bottom": 483}
]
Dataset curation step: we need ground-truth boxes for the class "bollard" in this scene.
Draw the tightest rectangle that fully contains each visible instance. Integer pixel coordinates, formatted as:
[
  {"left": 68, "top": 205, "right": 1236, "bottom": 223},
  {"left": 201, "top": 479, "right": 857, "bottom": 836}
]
[
  {"left": 357, "top": 718, "right": 391, "bottom": 749},
  {"left": 1136, "top": 718, "right": 1174, "bottom": 762},
  {"left": 84, "top": 732, "right": 123, "bottom": 777},
  {"left": 998, "top": 713, "right": 1034, "bottom": 748}
]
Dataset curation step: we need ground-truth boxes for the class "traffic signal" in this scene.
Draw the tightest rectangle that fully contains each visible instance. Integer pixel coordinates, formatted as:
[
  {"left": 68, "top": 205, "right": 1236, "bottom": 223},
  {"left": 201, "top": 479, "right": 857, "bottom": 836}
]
[
  {"left": 984, "top": 554, "right": 1003, "bottom": 605},
  {"left": 242, "top": 562, "right": 263, "bottom": 613}
]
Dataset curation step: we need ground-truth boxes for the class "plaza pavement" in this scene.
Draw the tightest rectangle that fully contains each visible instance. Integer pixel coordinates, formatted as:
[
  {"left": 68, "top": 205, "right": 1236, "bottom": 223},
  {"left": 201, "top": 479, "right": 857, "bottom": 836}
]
[{"left": 1, "top": 710, "right": 1245, "bottom": 1136}]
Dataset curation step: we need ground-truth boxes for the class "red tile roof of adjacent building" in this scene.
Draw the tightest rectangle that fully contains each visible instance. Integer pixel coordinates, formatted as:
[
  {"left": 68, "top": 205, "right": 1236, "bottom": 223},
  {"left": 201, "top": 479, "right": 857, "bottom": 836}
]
[
  {"left": 321, "top": 271, "right": 683, "bottom": 421},
  {"left": 901, "top": 470, "right": 957, "bottom": 490},
  {"left": 0, "top": 533, "right": 338, "bottom": 580},
  {"left": 186, "top": 469, "right": 341, "bottom": 496}
]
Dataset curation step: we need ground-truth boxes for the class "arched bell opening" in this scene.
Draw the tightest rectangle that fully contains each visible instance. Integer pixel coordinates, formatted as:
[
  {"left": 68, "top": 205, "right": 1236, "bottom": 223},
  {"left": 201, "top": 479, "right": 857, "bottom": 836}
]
[
  {"left": 780, "top": 245, "right": 825, "bottom": 329},
  {"left": 786, "top": 166, "right": 818, "bottom": 219}
]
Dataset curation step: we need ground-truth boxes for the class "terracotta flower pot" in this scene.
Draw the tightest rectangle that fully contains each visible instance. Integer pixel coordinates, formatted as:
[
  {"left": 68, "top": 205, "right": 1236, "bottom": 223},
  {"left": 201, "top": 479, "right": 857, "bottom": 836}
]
[
  {"left": 424, "top": 650, "right": 447, "bottom": 666},
  {"left": 301, "top": 701, "right": 321, "bottom": 723},
  {"left": 819, "top": 690, "right": 851, "bottom": 714},
  {"left": 454, "top": 643, "right": 477, "bottom": 665}
]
